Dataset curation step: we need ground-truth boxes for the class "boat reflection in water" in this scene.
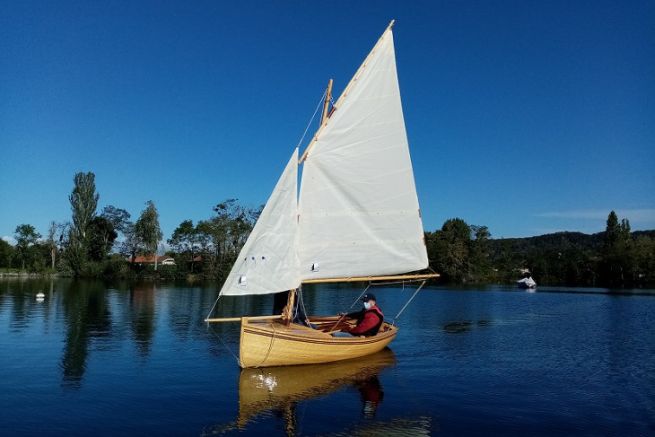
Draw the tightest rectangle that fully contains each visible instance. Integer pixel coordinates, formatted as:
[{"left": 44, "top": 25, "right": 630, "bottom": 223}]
[{"left": 236, "top": 348, "right": 395, "bottom": 431}]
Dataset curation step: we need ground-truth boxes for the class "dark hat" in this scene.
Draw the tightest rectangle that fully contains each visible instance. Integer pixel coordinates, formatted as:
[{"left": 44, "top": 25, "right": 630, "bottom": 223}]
[{"left": 361, "top": 293, "right": 376, "bottom": 302}]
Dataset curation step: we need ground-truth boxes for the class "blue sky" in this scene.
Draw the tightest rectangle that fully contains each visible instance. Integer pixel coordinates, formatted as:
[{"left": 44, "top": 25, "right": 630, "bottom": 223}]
[{"left": 1, "top": 0, "right": 653, "bottom": 243}]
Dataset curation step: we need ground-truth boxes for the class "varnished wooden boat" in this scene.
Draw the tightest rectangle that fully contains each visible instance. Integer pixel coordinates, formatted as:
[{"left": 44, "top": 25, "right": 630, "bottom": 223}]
[{"left": 239, "top": 316, "right": 397, "bottom": 368}]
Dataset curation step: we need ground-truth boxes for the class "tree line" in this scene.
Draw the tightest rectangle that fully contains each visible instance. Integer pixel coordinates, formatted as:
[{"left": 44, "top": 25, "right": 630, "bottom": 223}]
[
  {"left": 1, "top": 172, "right": 653, "bottom": 287},
  {"left": 0, "top": 171, "right": 259, "bottom": 281},
  {"left": 426, "top": 211, "right": 655, "bottom": 288},
  {"left": 1, "top": 172, "right": 163, "bottom": 278}
]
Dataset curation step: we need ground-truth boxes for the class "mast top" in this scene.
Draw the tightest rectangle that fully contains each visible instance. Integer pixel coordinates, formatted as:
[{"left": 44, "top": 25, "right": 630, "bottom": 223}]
[{"left": 299, "top": 20, "right": 397, "bottom": 164}]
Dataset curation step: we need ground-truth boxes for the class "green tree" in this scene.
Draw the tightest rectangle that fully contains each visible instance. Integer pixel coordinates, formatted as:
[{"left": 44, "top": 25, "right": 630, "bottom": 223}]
[
  {"left": 135, "top": 201, "right": 163, "bottom": 270},
  {"left": 14, "top": 224, "right": 41, "bottom": 270},
  {"left": 168, "top": 220, "right": 199, "bottom": 272},
  {"left": 604, "top": 211, "right": 620, "bottom": 247},
  {"left": 601, "top": 210, "right": 634, "bottom": 286},
  {"left": 67, "top": 172, "right": 99, "bottom": 275},
  {"left": 470, "top": 225, "right": 492, "bottom": 280},
  {"left": 101, "top": 205, "right": 131, "bottom": 236},
  {"left": 86, "top": 216, "right": 118, "bottom": 261},
  {"left": 427, "top": 218, "right": 472, "bottom": 283},
  {"left": 633, "top": 235, "right": 655, "bottom": 285},
  {"left": 46, "top": 221, "right": 58, "bottom": 270},
  {"left": 0, "top": 238, "right": 15, "bottom": 268},
  {"left": 119, "top": 222, "right": 141, "bottom": 264},
  {"left": 198, "top": 199, "right": 259, "bottom": 279}
]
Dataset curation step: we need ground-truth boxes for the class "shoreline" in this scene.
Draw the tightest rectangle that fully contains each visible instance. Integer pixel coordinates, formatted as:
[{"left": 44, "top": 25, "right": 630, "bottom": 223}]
[{"left": 0, "top": 271, "right": 62, "bottom": 279}]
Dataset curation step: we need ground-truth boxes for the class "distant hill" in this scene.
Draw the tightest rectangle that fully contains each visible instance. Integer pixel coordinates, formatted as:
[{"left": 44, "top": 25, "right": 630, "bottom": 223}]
[
  {"left": 489, "top": 229, "right": 655, "bottom": 254},
  {"left": 633, "top": 230, "right": 655, "bottom": 239},
  {"left": 490, "top": 231, "right": 602, "bottom": 253},
  {"left": 484, "top": 229, "right": 655, "bottom": 287}
]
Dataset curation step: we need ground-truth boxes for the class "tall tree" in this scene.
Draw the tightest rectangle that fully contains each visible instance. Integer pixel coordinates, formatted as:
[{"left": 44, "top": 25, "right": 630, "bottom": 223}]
[
  {"left": 168, "top": 220, "right": 199, "bottom": 272},
  {"left": 135, "top": 201, "right": 163, "bottom": 270},
  {"left": 604, "top": 211, "right": 621, "bottom": 249},
  {"left": 46, "top": 221, "right": 58, "bottom": 270},
  {"left": 470, "top": 225, "right": 492, "bottom": 279},
  {"left": 119, "top": 222, "right": 141, "bottom": 264},
  {"left": 427, "top": 218, "right": 472, "bottom": 283},
  {"left": 0, "top": 239, "right": 14, "bottom": 268},
  {"left": 67, "top": 172, "right": 99, "bottom": 275},
  {"left": 101, "top": 205, "right": 131, "bottom": 235},
  {"left": 601, "top": 210, "right": 633, "bottom": 286},
  {"left": 86, "top": 216, "right": 118, "bottom": 261},
  {"left": 198, "top": 199, "right": 259, "bottom": 279},
  {"left": 14, "top": 224, "right": 41, "bottom": 270},
  {"left": 69, "top": 172, "right": 99, "bottom": 241},
  {"left": 633, "top": 235, "right": 655, "bottom": 285}
]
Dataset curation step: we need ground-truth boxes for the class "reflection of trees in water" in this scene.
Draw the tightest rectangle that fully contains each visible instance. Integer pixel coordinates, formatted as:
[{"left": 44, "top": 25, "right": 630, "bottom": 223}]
[
  {"left": 129, "top": 283, "right": 156, "bottom": 357},
  {"left": 166, "top": 284, "right": 208, "bottom": 341},
  {"left": 60, "top": 280, "right": 112, "bottom": 389}
]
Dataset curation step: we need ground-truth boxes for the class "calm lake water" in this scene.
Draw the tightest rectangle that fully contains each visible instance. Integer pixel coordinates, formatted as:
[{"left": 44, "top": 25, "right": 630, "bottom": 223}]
[{"left": 1, "top": 279, "right": 653, "bottom": 436}]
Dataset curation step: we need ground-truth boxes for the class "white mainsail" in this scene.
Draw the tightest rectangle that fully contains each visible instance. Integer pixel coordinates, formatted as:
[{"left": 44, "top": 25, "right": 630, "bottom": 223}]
[
  {"left": 220, "top": 149, "right": 300, "bottom": 296},
  {"left": 297, "top": 28, "right": 428, "bottom": 280}
]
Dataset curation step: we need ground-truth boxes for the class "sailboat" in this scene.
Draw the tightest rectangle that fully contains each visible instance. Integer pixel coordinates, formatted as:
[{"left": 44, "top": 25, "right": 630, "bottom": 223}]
[
  {"left": 517, "top": 276, "right": 537, "bottom": 289},
  {"left": 206, "top": 20, "right": 438, "bottom": 368}
]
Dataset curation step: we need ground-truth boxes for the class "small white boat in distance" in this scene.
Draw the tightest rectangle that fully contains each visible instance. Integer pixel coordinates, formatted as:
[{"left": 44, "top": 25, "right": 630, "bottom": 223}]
[{"left": 517, "top": 276, "right": 537, "bottom": 289}]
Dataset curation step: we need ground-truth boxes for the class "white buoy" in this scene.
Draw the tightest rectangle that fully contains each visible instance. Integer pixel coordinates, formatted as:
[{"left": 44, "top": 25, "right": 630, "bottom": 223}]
[{"left": 36, "top": 292, "right": 45, "bottom": 302}]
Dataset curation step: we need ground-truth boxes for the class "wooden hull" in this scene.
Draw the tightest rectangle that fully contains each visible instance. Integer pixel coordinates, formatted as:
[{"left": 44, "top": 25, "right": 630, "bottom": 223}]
[{"left": 238, "top": 316, "right": 398, "bottom": 368}]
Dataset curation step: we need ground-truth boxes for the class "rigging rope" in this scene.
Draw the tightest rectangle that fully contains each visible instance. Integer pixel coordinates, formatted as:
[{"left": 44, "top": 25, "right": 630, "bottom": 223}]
[
  {"left": 349, "top": 283, "right": 371, "bottom": 310},
  {"left": 206, "top": 322, "right": 240, "bottom": 365},
  {"left": 256, "top": 319, "right": 277, "bottom": 368},
  {"left": 392, "top": 280, "right": 427, "bottom": 325},
  {"left": 297, "top": 286, "right": 310, "bottom": 324},
  {"left": 205, "top": 293, "right": 222, "bottom": 321},
  {"left": 295, "top": 89, "right": 327, "bottom": 150},
  {"left": 205, "top": 293, "right": 241, "bottom": 364}
]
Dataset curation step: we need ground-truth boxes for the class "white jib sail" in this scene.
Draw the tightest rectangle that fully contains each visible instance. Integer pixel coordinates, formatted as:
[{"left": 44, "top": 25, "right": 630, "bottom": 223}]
[
  {"left": 220, "top": 149, "right": 300, "bottom": 296},
  {"left": 298, "top": 29, "right": 428, "bottom": 280}
]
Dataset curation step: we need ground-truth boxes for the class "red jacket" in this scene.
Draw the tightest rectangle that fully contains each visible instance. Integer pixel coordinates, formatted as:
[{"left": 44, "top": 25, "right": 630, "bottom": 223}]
[{"left": 349, "top": 306, "right": 384, "bottom": 336}]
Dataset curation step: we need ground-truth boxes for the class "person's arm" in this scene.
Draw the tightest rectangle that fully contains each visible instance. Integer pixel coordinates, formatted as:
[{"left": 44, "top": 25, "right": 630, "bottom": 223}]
[
  {"left": 341, "top": 309, "right": 363, "bottom": 319},
  {"left": 349, "top": 312, "right": 380, "bottom": 335}
]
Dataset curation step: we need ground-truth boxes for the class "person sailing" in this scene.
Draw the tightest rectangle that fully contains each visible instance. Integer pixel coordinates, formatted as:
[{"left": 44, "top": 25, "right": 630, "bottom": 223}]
[{"left": 339, "top": 293, "right": 384, "bottom": 337}]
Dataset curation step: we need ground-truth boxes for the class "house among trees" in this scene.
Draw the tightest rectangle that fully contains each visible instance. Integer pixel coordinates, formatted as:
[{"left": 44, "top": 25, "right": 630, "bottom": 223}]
[{"left": 129, "top": 255, "right": 176, "bottom": 266}]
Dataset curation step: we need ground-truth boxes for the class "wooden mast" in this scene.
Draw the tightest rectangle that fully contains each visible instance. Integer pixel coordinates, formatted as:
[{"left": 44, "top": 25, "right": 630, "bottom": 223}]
[
  {"left": 299, "top": 20, "right": 395, "bottom": 163},
  {"left": 282, "top": 288, "right": 296, "bottom": 326},
  {"left": 320, "top": 79, "right": 333, "bottom": 125}
]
